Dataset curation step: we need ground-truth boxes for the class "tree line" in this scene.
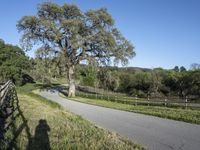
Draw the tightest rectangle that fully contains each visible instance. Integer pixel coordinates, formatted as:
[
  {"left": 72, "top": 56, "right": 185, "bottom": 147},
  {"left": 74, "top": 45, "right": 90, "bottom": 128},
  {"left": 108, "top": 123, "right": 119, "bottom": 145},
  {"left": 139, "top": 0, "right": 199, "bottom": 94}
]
[
  {"left": 0, "top": 38, "right": 200, "bottom": 100},
  {"left": 76, "top": 64, "right": 200, "bottom": 100}
]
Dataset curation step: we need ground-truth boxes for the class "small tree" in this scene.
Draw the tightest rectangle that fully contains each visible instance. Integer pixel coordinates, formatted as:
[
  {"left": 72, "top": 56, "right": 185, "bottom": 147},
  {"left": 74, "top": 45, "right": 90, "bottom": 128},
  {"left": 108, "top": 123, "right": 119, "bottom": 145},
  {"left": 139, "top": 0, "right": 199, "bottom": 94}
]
[
  {"left": 180, "top": 66, "right": 186, "bottom": 72},
  {"left": 173, "top": 66, "right": 179, "bottom": 72},
  {"left": 17, "top": 2, "right": 135, "bottom": 97}
]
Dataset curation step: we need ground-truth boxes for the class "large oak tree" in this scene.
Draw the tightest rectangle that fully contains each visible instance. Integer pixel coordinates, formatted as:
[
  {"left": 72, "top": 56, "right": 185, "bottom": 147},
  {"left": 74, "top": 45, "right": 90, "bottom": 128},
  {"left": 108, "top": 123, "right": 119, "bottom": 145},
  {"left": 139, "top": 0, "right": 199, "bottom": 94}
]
[{"left": 17, "top": 2, "right": 135, "bottom": 97}]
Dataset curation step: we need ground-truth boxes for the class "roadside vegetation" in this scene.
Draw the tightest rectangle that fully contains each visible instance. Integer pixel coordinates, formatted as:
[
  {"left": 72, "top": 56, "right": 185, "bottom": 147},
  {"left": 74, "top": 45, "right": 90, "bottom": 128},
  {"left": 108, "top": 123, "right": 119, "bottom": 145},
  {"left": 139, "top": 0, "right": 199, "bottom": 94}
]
[
  {"left": 59, "top": 92, "right": 200, "bottom": 125},
  {"left": 1, "top": 84, "right": 145, "bottom": 150},
  {"left": 17, "top": 83, "right": 200, "bottom": 125}
]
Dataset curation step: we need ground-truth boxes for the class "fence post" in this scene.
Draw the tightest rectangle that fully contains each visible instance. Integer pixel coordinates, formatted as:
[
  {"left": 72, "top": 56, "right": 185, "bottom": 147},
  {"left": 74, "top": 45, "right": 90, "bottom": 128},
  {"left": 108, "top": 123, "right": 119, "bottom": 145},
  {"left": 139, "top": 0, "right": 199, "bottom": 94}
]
[
  {"left": 165, "top": 98, "right": 167, "bottom": 107},
  {"left": 135, "top": 95, "right": 138, "bottom": 106},
  {"left": 147, "top": 96, "right": 150, "bottom": 106},
  {"left": 0, "top": 86, "right": 2, "bottom": 104},
  {"left": 185, "top": 96, "right": 188, "bottom": 109}
]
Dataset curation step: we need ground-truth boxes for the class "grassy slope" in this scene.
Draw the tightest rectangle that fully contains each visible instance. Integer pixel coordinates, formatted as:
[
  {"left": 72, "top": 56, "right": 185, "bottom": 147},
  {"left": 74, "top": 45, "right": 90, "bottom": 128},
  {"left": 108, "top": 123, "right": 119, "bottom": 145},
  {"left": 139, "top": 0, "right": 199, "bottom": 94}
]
[
  {"left": 62, "top": 95, "right": 200, "bottom": 125},
  {"left": 1, "top": 84, "right": 145, "bottom": 150}
]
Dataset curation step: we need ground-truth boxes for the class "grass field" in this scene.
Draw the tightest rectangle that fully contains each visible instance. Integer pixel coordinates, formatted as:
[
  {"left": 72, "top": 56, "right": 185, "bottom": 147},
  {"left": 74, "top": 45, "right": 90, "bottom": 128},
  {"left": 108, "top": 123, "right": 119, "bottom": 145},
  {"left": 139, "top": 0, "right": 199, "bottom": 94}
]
[
  {"left": 61, "top": 95, "right": 200, "bottom": 125},
  {"left": 1, "top": 84, "right": 145, "bottom": 150}
]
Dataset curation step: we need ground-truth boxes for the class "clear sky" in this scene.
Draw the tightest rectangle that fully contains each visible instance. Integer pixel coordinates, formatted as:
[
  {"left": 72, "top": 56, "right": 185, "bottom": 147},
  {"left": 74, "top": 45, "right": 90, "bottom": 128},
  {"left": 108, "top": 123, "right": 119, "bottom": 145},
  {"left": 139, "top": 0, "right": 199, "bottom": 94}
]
[{"left": 0, "top": 0, "right": 199, "bottom": 69}]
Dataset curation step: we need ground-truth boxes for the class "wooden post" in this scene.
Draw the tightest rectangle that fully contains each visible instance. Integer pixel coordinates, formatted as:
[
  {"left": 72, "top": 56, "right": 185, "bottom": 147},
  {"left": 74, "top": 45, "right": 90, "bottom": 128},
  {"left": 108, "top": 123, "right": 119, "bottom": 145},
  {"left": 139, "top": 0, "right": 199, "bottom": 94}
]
[
  {"left": 185, "top": 96, "right": 188, "bottom": 109},
  {"left": 147, "top": 96, "right": 150, "bottom": 106},
  {"left": 165, "top": 98, "right": 167, "bottom": 107},
  {"left": 0, "top": 86, "right": 2, "bottom": 104}
]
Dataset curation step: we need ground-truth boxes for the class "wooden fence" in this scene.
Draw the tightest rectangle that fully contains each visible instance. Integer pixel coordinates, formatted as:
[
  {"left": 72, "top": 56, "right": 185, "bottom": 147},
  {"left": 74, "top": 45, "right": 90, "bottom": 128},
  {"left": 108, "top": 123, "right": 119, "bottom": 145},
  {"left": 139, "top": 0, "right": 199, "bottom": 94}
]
[
  {"left": 75, "top": 89, "right": 200, "bottom": 109},
  {"left": 0, "top": 80, "right": 15, "bottom": 110}
]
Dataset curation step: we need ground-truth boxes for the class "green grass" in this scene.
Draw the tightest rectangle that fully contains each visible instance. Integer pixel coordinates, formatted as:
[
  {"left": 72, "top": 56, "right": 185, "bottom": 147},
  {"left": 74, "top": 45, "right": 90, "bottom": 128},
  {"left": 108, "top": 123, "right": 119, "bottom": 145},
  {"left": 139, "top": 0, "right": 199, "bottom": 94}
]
[
  {"left": 60, "top": 94, "right": 200, "bottom": 125},
  {"left": 1, "top": 84, "right": 145, "bottom": 150},
  {"left": 17, "top": 83, "right": 200, "bottom": 124},
  {"left": 70, "top": 90, "right": 200, "bottom": 109}
]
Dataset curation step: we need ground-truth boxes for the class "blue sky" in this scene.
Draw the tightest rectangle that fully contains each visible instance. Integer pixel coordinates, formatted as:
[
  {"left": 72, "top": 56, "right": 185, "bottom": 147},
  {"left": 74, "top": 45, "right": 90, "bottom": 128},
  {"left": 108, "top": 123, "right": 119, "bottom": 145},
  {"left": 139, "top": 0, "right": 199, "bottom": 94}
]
[{"left": 0, "top": 0, "right": 199, "bottom": 69}]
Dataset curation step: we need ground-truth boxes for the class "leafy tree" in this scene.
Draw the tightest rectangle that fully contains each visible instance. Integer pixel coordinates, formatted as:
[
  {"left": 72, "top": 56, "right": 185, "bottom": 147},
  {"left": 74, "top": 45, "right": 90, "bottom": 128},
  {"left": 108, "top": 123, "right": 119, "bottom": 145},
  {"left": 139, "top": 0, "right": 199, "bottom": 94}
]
[
  {"left": 17, "top": 2, "right": 135, "bottom": 97},
  {"left": 118, "top": 72, "right": 133, "bottom": 94},
  {"left": 173, "top": 66, "right": 179, "bottom": 72},
  {"left": 149, "top": 69, "right": 165, "bottom": 96},
  {"left": 0, "top": 40, "right": 30, "bottom": 84},
  {"left": 190, "top": 70, "right": 200, "bottom": 97},
  {"left": 163, "top": 71, "right": 179, "bottom": 95},
  {"left": 30, "top": 46, "right": 61, "bottom": 83},
  {"left": 98, "top": 69, "right": 119, "bottom": 91},
  {"left": 180, "top": 66, "right": 186, "bottom": 72},
  {"left": 77, "top": 60, "right": 99, "bottom": 87}
]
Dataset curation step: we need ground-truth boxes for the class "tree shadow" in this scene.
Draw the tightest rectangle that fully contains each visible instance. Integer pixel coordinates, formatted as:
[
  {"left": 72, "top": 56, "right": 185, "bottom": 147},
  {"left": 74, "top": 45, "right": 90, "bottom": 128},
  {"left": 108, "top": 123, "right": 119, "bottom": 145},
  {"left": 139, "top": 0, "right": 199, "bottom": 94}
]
[{"left": 27, "top": 119, "right": 51, "bottom": 150}]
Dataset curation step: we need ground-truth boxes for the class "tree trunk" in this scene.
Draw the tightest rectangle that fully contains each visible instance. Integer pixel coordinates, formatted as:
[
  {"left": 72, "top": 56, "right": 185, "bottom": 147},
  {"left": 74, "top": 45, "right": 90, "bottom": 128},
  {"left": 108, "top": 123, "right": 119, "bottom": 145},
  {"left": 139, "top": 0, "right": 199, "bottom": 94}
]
[{"left": 68, "top": 65, "right": 75, "bottom": 97}]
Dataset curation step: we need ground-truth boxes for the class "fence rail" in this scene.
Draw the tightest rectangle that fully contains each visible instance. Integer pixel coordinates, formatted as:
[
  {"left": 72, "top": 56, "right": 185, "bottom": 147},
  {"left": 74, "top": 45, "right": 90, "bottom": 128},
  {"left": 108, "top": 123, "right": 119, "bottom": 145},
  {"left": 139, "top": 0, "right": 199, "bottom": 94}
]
[
  {"left": 0, "top": 80, "right": 15, "bottom": 108},
  {"left": 75, "top": 90, "right": 200, "bottom": 109}
]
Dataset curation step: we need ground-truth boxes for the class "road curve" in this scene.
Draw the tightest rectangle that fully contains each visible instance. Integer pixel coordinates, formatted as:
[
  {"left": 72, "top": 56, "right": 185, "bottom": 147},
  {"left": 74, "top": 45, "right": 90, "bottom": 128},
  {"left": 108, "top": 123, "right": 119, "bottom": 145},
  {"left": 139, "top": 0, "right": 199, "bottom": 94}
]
[{"left": 39, "top": 89, "right": 200, "bottom": 150}]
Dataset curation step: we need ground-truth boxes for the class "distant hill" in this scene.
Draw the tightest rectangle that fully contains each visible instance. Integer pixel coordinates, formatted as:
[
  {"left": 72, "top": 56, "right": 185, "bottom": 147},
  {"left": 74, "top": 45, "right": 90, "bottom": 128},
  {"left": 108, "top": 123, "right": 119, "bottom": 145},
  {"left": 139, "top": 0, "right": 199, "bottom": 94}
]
[
  {"left": 119, "top": 67, "right": 151, "bottom": 72},
  {"left": 79, "top": 63, "right": 152, "bottom": 72}
]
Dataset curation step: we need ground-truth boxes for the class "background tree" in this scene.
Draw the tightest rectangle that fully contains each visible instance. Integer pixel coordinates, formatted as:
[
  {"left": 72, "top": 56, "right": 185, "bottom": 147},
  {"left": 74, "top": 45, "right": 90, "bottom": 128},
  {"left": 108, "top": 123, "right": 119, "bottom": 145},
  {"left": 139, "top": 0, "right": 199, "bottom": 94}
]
[
  {"left": 17, "top": 2, "right": 135, "bottom": 97},
  {"left": 0, "top": 39, "right": 30, "bottom": 84},
  {"left": 186, "top": 70, "right": 200, "bottom": 98},
  {"left": 98, "top": 68, "right": 119, "bottom": 92},
  {"left": 180, "top": 66, "right": 186, "bottom": 72},
  {"left": 173, "top": 66, "right": 179, "bottom": 72}
]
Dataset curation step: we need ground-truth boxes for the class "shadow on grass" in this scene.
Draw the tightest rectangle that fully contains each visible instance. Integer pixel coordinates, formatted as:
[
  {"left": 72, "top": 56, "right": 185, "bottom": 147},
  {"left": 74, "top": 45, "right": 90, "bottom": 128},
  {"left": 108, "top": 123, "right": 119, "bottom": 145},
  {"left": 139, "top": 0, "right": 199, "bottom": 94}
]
[
  {"left": 27, "top": 119, "right": 51, "bottom": 150},
  {"left": 0, "top": 85, "right": 51, "bottom": 150}
]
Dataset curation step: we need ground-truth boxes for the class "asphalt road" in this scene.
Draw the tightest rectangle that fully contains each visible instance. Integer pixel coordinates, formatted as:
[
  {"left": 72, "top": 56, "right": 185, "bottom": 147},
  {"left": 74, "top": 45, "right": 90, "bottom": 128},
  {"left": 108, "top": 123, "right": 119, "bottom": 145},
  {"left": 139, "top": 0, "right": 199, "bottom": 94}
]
[{"left": 39, "top": 89, "right": 200, "bottom": 150}]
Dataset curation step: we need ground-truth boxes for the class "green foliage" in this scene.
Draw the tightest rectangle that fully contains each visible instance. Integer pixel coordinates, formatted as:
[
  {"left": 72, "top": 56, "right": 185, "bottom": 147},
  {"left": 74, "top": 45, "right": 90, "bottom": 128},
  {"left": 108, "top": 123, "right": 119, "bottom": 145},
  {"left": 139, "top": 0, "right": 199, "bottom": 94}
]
[
  {"left": 17, "top": 1, "right": 135, "bottom": 67},
  {"left": 173, "top": 66, "right": 179, "bottom": 72},
  {"left": 98, "top": 69, "right": 119, "bottom": 91},
  {"left": 29, "top": 46, "right": 62, "bottom": 84},
  {"left": 0, "top": 40, "right": 30, "bottom": 84},
  {"left": 17, "top": 2, "right": 135, "bottom": 96},
  {"left": 76, "top": 63, "right": 98, "bottom": 87},
  {"left": 82, "top": 76, "right": 96, "bottom": 87},
  {"left": 180, "top": 66, "right": 186, "bottom": 72},
  {"left": 75, "top": 64, "right": 200, "bottom": 100}
]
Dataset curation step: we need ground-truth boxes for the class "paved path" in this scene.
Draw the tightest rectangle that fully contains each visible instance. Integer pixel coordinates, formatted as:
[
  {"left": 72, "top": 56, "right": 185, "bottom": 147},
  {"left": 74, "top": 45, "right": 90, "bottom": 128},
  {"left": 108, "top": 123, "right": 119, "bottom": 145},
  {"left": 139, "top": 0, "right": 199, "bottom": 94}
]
[{"left": 39, "top": 89, "right": 200, "bottom": 150}]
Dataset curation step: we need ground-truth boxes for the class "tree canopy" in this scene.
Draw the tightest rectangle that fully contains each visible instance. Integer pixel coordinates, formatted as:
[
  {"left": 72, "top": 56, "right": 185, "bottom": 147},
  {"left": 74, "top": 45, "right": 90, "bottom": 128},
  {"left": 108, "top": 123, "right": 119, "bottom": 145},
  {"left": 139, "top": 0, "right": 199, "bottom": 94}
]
[
  {"left": 17, "top": 2, "right": 135, "bottom": 97},
  {"left": 0, "top": 39, "right": 30, "bottom": 84}
]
